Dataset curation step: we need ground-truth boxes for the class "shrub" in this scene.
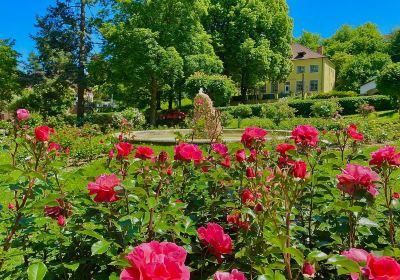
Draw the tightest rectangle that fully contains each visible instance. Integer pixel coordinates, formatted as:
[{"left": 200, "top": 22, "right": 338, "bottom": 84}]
[
  {"left": 310, "top": 90, "right": 358, "bottom": 99},
  {"left": 112, "top": 108, "right": 146, "bottom": 130},
  {"left": 377, "top": 62, "right": 400, "bottom": 110},
  {"left": 311, "top": 99, "right": 343, "bottom": 118},
  {"left": 356, "top": 103, "right": 376, "bottom": 118},
  {"left": 229, "top": 104, "right": 253, "bottom": 119},
  {"left": 262, "top": 101, "right": 296, "bottom": 125},
  {"left": 185, "top": 72, "right": 237, "bottom": 107}
]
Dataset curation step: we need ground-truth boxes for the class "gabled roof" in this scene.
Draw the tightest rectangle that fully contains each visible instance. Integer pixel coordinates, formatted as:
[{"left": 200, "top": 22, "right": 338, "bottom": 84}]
[{"left": 292, "top": 44, "right": 324, "bottom": 60}]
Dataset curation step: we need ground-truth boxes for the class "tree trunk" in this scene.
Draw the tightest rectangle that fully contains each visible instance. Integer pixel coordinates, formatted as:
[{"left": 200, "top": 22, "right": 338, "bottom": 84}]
[
  {"left": 76, "top": 0, "right": 86, "bottom": 126},
  {"left": 150, "top": 78, "right": 158, "bottom": 127},
  {"left": 168, "top": 92, "right": 173, "bottom": 110},
  {"left": 241, "top": 73, "right": 248, "bottom": 102}
]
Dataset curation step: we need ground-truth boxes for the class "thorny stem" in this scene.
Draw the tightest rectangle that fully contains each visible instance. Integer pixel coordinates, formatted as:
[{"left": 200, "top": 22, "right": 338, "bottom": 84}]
[
  {"left": 383, "top": 168, "right": 396, "bottom": 246},
  {"left": 147, "top": 178, "right": 164, "bottom": 241}
]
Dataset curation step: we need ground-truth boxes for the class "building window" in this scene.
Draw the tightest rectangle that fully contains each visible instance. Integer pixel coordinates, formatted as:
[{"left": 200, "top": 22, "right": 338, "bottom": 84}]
[
  {"left": 296, "top": 81, "right": 303, "bottom": 92},
  {"left": 310, "top": 65, "right": 319, "bottom": 73},
  {"left": 284, "top": 82, "right": 290, "bottom": 93},
  {"left": 271, "top": 82, "right": 278, "bottom": 93},
  {"left": 310, "top": 80, "right": 318, "bottom": 91},
  {"left": 296, "top": 66, "right": 305, "bottom": 74}
]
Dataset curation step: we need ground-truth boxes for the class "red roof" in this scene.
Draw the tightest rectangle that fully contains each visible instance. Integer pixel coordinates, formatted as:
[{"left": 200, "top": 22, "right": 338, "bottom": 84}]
[{"left": 292, "top": 44, "right": 324, "bottom": 60}]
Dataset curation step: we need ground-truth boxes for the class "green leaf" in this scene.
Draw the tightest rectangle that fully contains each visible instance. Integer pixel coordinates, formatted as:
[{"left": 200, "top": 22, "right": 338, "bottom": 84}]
[
  {"left": 27, "top": 262, "right": 47, "bottom": 280},
  {"left": 358, "top": 217, "right": 378, "bottom": 227},
  {"left": 327, "top": 255, "right": 360, "bottom": 274},
  {"left": 284, "top": 247, "right": 303, "bottom": 265},
  {"left": 63, "top": 262, "right": 80, "bottom": 271},
  {"left": 91, "top": 240, "right": 110, "bottom": 255},
  {"left": 307, "top": 250, "right": 328, "bottom": 261}
]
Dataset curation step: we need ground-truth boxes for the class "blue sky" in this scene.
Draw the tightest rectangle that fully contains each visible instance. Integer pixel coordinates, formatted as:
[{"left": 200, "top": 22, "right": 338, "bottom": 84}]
[{"left": 0, "top": 0, "right": 399, "bottom": 62}]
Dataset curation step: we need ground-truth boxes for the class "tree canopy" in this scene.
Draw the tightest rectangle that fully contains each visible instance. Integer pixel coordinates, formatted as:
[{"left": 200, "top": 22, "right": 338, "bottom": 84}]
[
  {"left": 204, "top": 0, "right": 293, "bottom": 100},
  {"left": 0, "top": 39, "right": 20, "bottom": 107}
]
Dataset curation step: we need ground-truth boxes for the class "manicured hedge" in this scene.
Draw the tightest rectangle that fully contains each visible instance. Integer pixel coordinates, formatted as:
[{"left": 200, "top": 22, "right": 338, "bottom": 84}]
[{"left": 218, "top": 95, "right": 395, "bottom": 117}]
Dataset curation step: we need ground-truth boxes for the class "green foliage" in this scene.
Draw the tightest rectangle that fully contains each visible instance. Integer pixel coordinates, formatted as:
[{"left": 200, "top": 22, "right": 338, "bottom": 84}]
[
  {"left": 295, "top": 30, "right": 322, "bottom": 51},
  {"left": 310, "top": 99, "right": 343, "bottom": 118},
  {"left": 219, "top": 95, "right": 394, "bottom": 117},
  {"left": 204, "top": 0, "right": 293, "bottom": 99},
  {"left": 229, "top": 104, "right": 253, "bottom": 119},
  {"left": 112, "top": 108, "right": 146, "bottom": 130},
  {"left": 261, "top": 101, "right": 296, "bottom": 125},
  {"left": 389, "top": 28, "right": 400, "bottom": 63},
  {"left": 377, "top": 63, "right": 400, "bottom": 106},
  {"left": 337, "top": 52, "right": 392, "bottom": 91},
  {"left": 310, "top": 90, "right": 358, "bottom": 99},
  {"left": 0, "top": 39, "right": 20, "bottom": 106},
  {"left": 10, "top": 78, "right": 75, "bottom": 117},
  {"left": 185, "top": 72, "right": 237, "bottom": 106}
]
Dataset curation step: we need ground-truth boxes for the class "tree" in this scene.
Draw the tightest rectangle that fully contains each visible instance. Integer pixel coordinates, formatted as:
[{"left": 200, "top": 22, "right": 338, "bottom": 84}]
[
  {"left": 185, "top": 72, "right": 236, "bottom": 107},
  {"left": 31, "top": 0, "right": 92, "bottom": 124},
  {"left": 296, "top": 31, "right": 322, "bottom": 51},
  {"left": 0, "top": 39, "right": 20, "bottom": 107},
  {"left": 204, "top": 0, "right": 293, "bottom": 100},
  {"left": 389, "top": 29, "right": 400, "bottom": 63},
  {"left": 377, "top": 63, "right": 400, "bottom": 110},
  {"left": 103, "top": 28, "right": 183, "bottom": 126},
  {"left": 99, "top": 0, "right": 222, "bottom": 125},
  {"left": 338, "top": 52, "right": 391, "bottom": 91}
]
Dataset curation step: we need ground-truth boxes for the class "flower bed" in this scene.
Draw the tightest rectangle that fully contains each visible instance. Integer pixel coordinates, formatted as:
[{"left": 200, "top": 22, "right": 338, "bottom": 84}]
[{"left": 1, "top": 109, "right": 400, "bottom": 279}]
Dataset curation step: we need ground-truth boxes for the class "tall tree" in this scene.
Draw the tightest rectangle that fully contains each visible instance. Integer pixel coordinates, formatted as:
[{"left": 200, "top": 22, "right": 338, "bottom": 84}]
[
  {"left": 0, "top": 39, "right": 20, "bottom": 107},
  {"left": 389, "top": 29, "right": 400, "bottom": 63},
  {"left": 99, "top": 0, "right": 222, "bottom": 125},
  {"left": 296, "top": 31, "right": 322, "bottom": 51},
  {"left": 377, "top": 63, "right": 400, "bottom": 111},
  {"left": 31, "top": 0, "right": 92, "bottom": 123},
  {"left": 204, "top": 0, "right": 293, "bottom": 100}
]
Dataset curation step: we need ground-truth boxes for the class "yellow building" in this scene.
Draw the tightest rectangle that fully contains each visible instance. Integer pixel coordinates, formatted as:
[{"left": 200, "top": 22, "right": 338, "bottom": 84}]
[{"left": 265, "top": 44, "right": 336, "bottom": 98}]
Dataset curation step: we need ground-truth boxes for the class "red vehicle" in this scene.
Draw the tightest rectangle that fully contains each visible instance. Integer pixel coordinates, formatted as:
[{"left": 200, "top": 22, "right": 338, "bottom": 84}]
[{"left": 158, "top": 110, "right": 186, "bottom": 125}]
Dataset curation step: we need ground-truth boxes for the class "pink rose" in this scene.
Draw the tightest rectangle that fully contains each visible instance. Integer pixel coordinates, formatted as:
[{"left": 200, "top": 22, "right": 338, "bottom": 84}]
[
  {"left": 108, "top": 150, "right": 115, "bottom": 159},
  {"left": 342, "top": 248, "right": 369, "bottom": 280},
  {"left": 246, "top": 167, "right": 256, "bottom": 178},
  {"left": 302, "top": 262, "right": 316, "bottom": 277},
  {"left": 197, "top": 223, "right": 232, "bottom": 263},
  {"left": 337, "top": 164, "right": 380, "bottom": 198},
  {"left": 276, "top": 143, "right": 296, "bottom": 155},
  {"left": 8, "top": 202, "right": 15, "bottom": 210},
  {"left": 16, "top": 109, "right": 30, "bottom": 121},
  {"left": 289, "top": 160, "right": 307, "bottom": 179},
  {"left": 115, "top": 142, "right": 133, "bottom": 158},
  {"left": 57, "top": 215, "right": 65, "bottom": 227},
  {"left": 158, "top": 151, "right": 168, "bottom": 163},
  {"left": 87, "top": 174, "right": 120, "bottom": 203},
  {"left": 174, "top": 143, "right": 203, "bottom": 161},
  {"left": 221, "top": 156, "right": 231, "bottom": 168},
  {"left": 135, "top": 146, "right": 154, "bottom": 160},
  {"left": 342, "top": 248, "right": 369, "bottom": 263},
  {"left": 370, "top": 146, "right": 400, "bottom": 168},
  {"left": 120, "top": 241, "right": 190, "bottom": 280},
  {"left": 212, "top": 143, "right": 228, "bottom": 156},
  {"left": 236, "top": 149, "right": 246, "bottom": 162},
  {"left": 214, "top": 269, "right": 246, "bottom": 280},
  {"left": 363, "top": 254, "right": 400, "bottom": 280},
  {"left": 291, "top": 125, "right": 319, "bottom": 147},
  {"left": 48, "top": 142, "right": 61, "bottom": 152},
  {"left": 34, "top": 126, "right": 54, "bottom": 142},
  {"left": 241, "top": 127, "right": 268, "bottom": 148},
  {"left": 347, "top": 124, "right": 364, "bottom": 141}
]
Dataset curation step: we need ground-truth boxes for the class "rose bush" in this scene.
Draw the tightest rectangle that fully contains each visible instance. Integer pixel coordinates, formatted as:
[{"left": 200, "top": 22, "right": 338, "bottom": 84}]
[{"left": 0, "top": 109, "right": 400, "bottom": 279}]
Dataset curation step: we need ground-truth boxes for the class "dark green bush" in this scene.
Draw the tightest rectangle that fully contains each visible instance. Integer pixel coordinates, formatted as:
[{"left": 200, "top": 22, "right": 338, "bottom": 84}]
[
  {"left": 310, "top": 90, "right": 358, "bottom": 99},
  {"left": 310, "top": 100, "right": 343, "bottom": 118},
  {"left": 218, "top": 95, "right": 394, "bottom": 117}
]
